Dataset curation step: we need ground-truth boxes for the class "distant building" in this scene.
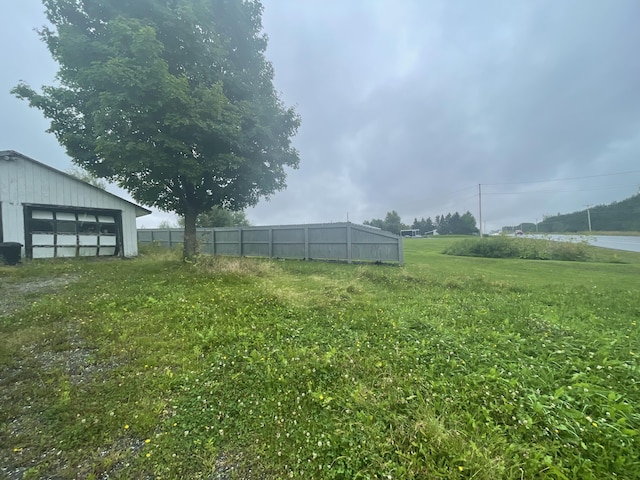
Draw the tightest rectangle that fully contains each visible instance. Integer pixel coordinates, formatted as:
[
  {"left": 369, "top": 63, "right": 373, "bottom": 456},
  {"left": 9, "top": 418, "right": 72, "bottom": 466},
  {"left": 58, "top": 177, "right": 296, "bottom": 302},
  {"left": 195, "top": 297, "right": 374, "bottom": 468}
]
[
  {"left": 0, "top": 150, "right": 150, "bottom": 259},
  {"left": 400, "top": 229, "right": 421, "bottom": 237}
]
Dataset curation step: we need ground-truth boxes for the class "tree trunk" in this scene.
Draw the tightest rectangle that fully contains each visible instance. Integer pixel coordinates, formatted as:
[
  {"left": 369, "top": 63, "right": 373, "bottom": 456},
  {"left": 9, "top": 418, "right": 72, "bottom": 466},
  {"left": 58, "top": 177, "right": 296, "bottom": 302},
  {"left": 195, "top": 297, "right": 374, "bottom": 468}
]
[{"left": 183, "top": 206, "right": 198, "bottom": 261}]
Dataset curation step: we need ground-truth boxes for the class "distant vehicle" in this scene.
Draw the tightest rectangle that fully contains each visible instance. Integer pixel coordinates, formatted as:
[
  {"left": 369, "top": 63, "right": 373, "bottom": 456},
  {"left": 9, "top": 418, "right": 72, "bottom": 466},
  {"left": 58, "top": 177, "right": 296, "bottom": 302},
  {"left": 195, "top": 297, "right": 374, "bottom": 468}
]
[
  {"left": 515, "top": 230, "right": 524, "bottom": 236},
  {"left": 401, "top": 229, "right": 421, "bottom": 237}
]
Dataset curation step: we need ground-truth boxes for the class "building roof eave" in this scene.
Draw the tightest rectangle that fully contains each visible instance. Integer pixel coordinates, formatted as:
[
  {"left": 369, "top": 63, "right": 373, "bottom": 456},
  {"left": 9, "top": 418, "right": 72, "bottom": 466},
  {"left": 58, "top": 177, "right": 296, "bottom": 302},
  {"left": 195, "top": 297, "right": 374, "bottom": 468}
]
[{"left": 1, "top": 150, "right": 152, "bottom": 216}]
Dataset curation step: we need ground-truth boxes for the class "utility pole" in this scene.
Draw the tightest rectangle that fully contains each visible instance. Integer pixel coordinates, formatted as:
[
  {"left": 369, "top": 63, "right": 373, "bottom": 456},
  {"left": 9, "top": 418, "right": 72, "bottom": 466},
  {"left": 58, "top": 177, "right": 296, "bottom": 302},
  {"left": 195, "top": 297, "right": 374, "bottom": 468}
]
[
  {"left": 478, "top": 184, "right": 483, "bottom": 238},
  {"left": 585, "top": 205, "right": 592, "bottom": 232}
]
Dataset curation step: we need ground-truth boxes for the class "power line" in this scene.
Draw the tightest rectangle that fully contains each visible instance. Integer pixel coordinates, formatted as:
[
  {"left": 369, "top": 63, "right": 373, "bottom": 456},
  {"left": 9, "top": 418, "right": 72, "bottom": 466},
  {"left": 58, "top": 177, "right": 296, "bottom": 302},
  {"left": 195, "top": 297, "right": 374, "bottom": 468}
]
[
  {"left": 483, "top": 169, "right": 640, "bottom": 186},
  {"left": 484, "top": 183, "right": 639, "bottom": 195}
]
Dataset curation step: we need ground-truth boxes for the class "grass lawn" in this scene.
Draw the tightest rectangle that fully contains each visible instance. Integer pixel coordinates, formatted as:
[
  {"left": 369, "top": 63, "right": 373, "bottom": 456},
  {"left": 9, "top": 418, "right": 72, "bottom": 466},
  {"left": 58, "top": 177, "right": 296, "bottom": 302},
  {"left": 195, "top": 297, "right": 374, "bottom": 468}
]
[{"left": 1, "top": 238, "right": 639, "bottom": 479}]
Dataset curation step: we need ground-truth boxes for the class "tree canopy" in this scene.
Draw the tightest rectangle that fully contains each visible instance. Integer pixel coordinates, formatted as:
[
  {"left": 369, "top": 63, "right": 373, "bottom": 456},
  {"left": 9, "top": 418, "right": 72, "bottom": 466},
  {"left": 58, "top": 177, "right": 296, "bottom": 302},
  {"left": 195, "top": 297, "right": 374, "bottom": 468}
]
[{"left": 13, "top": 0, "right": 300, "bottom": 258}]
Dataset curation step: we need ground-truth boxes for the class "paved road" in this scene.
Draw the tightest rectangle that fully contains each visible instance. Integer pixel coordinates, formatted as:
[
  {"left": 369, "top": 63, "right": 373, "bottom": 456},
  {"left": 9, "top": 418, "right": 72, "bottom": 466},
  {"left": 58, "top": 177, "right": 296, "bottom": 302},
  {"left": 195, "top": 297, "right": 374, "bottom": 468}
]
[{"left": 530, "top": 234, "right": 640, "bottom": 253}]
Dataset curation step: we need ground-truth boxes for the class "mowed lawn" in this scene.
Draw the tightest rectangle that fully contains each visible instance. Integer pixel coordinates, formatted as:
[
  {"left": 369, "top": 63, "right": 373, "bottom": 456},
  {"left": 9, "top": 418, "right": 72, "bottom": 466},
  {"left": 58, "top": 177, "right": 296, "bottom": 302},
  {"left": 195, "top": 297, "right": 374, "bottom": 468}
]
[{"left": 1, "top": 238, "right": 639, "bottom": 479}]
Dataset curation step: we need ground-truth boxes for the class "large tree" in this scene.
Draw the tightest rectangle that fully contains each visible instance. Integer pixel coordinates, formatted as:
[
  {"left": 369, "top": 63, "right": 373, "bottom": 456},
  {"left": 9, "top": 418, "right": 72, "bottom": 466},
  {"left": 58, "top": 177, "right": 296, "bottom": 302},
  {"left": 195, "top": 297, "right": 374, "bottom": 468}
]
[
  {"left": 12, "top": 0, "right": 300, "bottom": 259},
  {"left": 458, "top": 211, "right": 479, "bottom": 235}
]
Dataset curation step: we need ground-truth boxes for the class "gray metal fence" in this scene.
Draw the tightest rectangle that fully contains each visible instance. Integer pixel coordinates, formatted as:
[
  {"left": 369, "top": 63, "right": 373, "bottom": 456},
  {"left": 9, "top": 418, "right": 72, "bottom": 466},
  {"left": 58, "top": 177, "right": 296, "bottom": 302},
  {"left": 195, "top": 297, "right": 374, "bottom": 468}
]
[{"left": 138, "top": 222, "right": 404, "bottom": 264}]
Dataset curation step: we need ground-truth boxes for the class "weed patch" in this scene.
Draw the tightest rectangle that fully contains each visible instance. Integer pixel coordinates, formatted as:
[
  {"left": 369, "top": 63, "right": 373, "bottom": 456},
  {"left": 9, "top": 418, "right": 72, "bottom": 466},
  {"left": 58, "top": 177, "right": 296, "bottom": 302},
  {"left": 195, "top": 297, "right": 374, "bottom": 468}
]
[{"left": 444, "top": 236, "right": 605, "bottom": 262}]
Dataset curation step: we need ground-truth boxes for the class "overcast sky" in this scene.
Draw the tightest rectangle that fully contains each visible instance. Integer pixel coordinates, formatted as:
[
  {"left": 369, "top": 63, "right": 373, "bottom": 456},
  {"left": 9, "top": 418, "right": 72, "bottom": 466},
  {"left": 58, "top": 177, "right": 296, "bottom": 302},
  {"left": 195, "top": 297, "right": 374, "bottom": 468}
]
[{"left": 2, "top": 0, "right": 640, "bottom": 232}]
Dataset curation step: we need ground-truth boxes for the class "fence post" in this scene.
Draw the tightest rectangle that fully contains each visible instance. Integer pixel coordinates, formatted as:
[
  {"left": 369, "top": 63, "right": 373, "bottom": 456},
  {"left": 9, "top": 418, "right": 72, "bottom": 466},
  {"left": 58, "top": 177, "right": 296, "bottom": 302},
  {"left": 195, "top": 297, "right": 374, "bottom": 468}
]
[
  {"left": 304, "top": 226, "right": 309, "bottom": 260},
  {"left": 238, "top": 228, "right": 243, "bottom": 257},
  {"left": 398, "top": 235, "right": 405, "bottom": 265},
  {"left": 211, "top": 228, "right": 216, "bottom": 256},
  {"left": 347, "top": 222, "right": 352, "bottom": 264},
  {"left": 268, "top": 228, "right": 273, "bottom": 259}
]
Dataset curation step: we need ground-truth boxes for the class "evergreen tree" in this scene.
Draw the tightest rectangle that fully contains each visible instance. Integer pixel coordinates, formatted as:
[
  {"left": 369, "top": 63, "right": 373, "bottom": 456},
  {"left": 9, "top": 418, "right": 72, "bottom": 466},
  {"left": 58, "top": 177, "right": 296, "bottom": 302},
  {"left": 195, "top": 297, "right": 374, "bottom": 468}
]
[{"left": 459, "top": 211, "right": 479, "bottom": 234}]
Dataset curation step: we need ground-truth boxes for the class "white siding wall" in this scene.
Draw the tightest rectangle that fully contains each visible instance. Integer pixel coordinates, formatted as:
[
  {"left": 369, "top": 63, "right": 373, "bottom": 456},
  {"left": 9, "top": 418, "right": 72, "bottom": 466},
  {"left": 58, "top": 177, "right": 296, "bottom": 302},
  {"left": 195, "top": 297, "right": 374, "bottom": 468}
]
[{"left": 0, "top": 155, "right": 145, "bottom": 257}]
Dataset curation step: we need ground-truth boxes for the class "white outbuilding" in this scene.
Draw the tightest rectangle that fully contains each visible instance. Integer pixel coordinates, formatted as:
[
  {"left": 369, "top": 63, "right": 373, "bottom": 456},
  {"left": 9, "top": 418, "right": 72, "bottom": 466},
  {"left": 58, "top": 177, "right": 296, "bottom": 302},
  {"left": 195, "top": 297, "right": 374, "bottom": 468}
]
[{"left": 0, "top": 150, "right": 150, "bottom": 259}]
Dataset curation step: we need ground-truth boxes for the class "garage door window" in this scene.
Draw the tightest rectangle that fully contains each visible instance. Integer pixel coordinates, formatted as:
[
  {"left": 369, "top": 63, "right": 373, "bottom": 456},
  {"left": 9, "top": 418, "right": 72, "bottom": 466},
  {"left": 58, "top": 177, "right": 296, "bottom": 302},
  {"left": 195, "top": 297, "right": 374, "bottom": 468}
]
[{"left": 26, "top": 208, "right": 121, "bottom": 258}]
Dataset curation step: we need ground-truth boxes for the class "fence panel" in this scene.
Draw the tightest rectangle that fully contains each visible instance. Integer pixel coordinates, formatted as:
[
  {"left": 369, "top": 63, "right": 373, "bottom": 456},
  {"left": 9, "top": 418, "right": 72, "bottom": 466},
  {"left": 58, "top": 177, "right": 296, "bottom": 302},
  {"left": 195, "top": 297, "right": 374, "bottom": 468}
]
[{"left": 138, "top": 222, "right": 403, "bottom": 264}]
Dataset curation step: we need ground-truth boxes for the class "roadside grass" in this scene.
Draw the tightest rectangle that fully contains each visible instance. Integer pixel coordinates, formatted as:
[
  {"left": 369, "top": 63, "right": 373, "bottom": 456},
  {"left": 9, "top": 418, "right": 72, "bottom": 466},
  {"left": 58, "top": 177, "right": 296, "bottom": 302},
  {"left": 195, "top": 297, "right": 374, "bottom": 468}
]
[{"left": 0, "top": 238, "right": 638, "bottom": 479}]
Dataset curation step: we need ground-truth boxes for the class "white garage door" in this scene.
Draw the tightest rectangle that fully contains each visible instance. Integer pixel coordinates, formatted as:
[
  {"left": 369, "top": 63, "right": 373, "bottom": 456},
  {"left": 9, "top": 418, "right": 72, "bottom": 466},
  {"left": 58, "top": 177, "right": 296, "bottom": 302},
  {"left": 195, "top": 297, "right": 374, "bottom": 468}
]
[{"left": 27, "top": 208, "right": 121, "bottom": 258}]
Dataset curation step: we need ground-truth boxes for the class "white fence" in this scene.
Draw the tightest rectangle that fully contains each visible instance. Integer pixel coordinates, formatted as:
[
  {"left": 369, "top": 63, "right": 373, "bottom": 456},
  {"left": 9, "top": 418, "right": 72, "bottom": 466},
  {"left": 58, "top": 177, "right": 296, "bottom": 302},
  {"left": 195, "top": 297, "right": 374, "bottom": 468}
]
[{"left": 138, "top": 222, "right": 404, "bottom": 264}]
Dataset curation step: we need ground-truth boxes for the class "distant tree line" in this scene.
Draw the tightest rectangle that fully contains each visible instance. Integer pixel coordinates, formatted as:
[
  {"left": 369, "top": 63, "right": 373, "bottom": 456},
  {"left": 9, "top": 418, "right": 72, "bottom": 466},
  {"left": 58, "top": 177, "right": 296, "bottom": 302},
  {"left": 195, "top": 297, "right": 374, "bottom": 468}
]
[
  {"left": 363, "top": 210, "right": 479, "bottom": 235},
  {"left": 503, "top": 193, "right": 640, "bottom": 233},
  {"left": 416, "top": 212, "right": 478, "bottom": 235}
]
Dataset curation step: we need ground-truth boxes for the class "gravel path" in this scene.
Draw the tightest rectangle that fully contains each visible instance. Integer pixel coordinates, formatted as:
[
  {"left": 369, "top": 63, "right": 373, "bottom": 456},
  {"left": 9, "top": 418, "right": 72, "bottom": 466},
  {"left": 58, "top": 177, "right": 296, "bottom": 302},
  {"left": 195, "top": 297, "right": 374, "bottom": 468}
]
[{"left": 0, "top": 275, "right": 80, "bottom": 317}]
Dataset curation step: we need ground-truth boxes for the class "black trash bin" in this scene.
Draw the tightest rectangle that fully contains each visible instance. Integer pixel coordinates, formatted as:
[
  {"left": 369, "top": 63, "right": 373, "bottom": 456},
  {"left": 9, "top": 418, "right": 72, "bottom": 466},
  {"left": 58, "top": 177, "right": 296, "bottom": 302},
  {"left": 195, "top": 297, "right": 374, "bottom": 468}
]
[{"left": 0, "top": 242, "right": 23, "bottom": 265}]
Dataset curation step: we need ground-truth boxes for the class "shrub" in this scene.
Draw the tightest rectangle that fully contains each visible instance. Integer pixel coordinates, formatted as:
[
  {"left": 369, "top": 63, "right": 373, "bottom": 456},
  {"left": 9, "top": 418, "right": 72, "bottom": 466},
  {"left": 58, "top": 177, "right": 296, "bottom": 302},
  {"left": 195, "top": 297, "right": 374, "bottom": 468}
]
[
  {"left": 445, "top": 236, "right": 591, "bottom": 261},
  {"left": 444, "top": 237, "right": 521, "bottom": 259}
]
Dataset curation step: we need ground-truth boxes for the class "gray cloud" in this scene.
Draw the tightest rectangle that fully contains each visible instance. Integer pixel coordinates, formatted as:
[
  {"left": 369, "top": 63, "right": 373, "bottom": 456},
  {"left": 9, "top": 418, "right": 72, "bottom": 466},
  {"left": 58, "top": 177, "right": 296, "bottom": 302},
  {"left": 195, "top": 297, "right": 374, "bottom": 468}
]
[
  {"left": 250, "top": 0, "right": 640, "bottom": 229},
  {"left": 2, "top": 0, "right": 639, "bottom": 231}
]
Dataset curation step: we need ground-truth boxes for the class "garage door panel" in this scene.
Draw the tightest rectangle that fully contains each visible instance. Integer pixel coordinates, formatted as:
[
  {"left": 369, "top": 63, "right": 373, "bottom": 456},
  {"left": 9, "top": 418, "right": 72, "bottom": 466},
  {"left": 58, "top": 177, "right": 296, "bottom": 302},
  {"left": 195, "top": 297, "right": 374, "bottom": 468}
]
[
  {"left": 79, "top": 235, "right": 98, "bottom": 246},
  {"left": 57, "top": 234, "right": 77, "bottom": 246},
  {"left": 32, "top": 234, "right": 54, "bottom": 245},
  {"left": 31, "top": 219, "right": 54, "bottom": 233},
  {"left": 101, "top": 224, "right": 117, "bottom": 235},
  {"left": 57, "top": 247, "right": 77, "bottom": 257},
  {"left": 77, "top": 213, "right": 96, "bottom": 223},
  {"left": 79, "top": 247, "right": 98, "bottom": 256},
  {"left": 32, "top": 247, "right": 54, "bottom": 258},
  {"left": 32, "top": 211, "right": 53, "bottom": 220},
  {"left": 57, "top": 212, "right": 76, "bottom": 221},
  {"left": 57, "top": 221, "right": 76, "bottom": 233},
  {"left": 101, "top": 236, "right": 117, "bottom": 246}
]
